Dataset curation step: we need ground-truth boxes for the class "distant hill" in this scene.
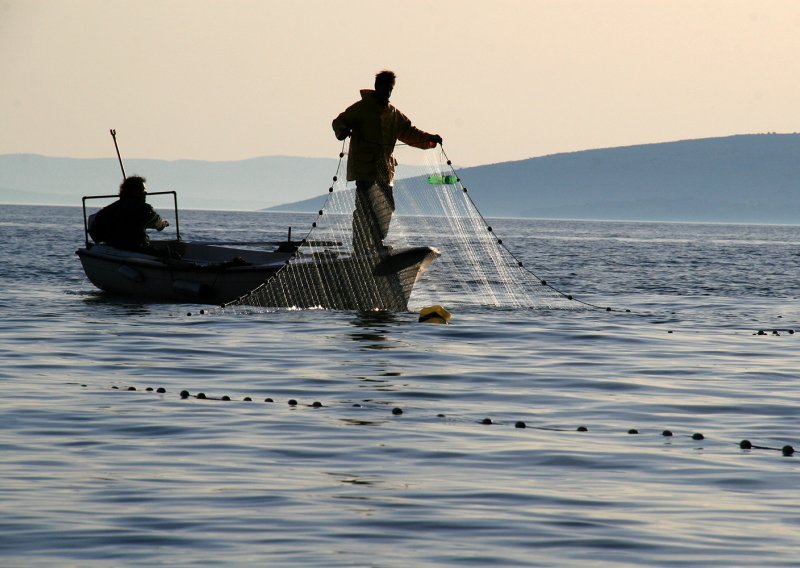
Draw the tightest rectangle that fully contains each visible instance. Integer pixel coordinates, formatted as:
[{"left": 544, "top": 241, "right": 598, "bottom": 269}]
[
  {"left": 269, "top": 134, "right": 800, "bottom": 223},
  {"left": 2, "top": 134, "right": 799, "bottom": 222},
  {"left": 460, "top": 133, "right": 800, "bottom": 222},
  {"left": 0, "top": 155, "right": 339, "bottom": 210}
]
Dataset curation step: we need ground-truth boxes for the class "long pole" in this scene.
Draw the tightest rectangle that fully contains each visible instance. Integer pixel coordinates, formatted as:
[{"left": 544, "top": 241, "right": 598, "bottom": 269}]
[{"left": 110, "top": 129, "right": 126, "bottom": 179}]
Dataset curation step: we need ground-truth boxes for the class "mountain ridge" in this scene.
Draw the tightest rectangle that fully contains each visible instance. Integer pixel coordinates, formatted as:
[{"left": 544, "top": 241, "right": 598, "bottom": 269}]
[
  {"left": 2, "top": 133, "right": 798, "bottom": 223},
  {"left": 268, "top": 133, "right": 800, "bottom": 223},
  {"left": 0, "top": 154, "right": 340, "bottom": 211}
]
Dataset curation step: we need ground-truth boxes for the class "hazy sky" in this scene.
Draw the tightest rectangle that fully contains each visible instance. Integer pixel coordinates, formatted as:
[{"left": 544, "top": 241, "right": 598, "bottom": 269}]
[{"left": 2, "top": 0, "right": 798, "bottom": 166}]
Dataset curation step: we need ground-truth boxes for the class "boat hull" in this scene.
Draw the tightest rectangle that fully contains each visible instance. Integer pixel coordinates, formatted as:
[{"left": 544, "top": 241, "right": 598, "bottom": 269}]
[
  {"left": 76, "top": 241, "right": 439, "bottom": 310},
  {"left": 76, "top": 244, "right": 285, "bottom": 304}
]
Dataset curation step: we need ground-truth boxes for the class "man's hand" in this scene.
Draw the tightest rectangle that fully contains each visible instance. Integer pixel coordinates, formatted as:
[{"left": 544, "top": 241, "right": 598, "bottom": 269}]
[
  {"left": 335, "top": 128, "right": 351, "bottom": 141},
  {"left": 156, "top": 219, "right": 169, "bottom": 231},
  {"left": 429, "top": 134, "right": 443, "bottom": 145}
]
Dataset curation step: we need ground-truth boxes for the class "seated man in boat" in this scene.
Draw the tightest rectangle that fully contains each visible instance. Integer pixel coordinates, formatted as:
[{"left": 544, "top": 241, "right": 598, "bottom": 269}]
[
  {"left": 88, "top": 175, "right": 170, "bottom": 255},
  {"left": 332, "top": 70, "right": 442, "bottom": 256}
]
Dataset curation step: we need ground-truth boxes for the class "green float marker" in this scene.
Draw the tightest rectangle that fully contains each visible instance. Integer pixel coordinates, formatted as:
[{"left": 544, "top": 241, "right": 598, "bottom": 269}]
[{"left": 427, "top": 174, "right": 458, "bottom": 185}]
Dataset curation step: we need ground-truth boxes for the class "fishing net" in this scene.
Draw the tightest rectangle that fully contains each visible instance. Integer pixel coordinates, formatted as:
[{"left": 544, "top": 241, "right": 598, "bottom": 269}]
[{"left": 225, "top": 142, "right": 578, "bottom": 312}]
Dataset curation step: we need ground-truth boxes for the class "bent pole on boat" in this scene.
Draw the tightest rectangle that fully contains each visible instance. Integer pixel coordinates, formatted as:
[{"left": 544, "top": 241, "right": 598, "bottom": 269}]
[{"left": 110, "top": 129, "right": 126, "bottom": 180}]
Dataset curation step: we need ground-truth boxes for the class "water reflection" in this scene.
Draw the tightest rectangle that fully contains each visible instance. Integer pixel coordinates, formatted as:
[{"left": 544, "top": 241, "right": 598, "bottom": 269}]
[
  {"left": 348, "top": 311, "right": 402, "bottom": 348},
  {"left": 326, "top": 472, "right": 379, "bottom": 487},
  {"left": 339, "top": 418, "right": 386, "bottom": 426},
  {"left": 80, "top": 292, "right": 166, "bottom": 316}
]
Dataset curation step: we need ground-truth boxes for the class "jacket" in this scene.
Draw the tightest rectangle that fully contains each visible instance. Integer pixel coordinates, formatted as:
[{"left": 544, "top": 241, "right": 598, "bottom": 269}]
[
  {"left": 89, "top": 197, "right": 167, "bottom": 251},
  {"left": 332, "top": 90, "right": 436, "bottom": 186}
]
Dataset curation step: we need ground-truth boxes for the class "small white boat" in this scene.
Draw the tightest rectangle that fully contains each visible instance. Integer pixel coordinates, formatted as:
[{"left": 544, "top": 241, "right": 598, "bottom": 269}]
[{"left": 76, "top": 191, "right": 439, "bottom": 310}]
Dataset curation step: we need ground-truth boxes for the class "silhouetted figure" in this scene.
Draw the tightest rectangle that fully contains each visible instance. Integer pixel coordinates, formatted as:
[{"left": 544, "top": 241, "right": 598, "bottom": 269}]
[
  {"left": 89, "top": 175, "right": 170, "bottom": 254},
  {"left": 332, "top": 70, "right": 442, "bottom": 255}
]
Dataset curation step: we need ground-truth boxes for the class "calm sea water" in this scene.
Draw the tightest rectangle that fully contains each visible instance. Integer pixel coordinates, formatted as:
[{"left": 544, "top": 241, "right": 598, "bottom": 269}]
[{"left": 1, "top": 204, "right": 799, "bottom": 566}]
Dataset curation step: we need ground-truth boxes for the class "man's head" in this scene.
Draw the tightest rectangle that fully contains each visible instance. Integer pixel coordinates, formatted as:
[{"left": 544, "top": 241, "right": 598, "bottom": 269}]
[
  {"left": 119, "top": 175, "right": 147, "bottom": 199},
  {"left": 374, "top": 70, "right": 396, "bottom": 105}
]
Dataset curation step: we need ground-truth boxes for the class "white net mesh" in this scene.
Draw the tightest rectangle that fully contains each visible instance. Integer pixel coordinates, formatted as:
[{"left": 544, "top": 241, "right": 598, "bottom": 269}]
[{"left": 225, "top": 142, "right": 576, "bottom": 312}]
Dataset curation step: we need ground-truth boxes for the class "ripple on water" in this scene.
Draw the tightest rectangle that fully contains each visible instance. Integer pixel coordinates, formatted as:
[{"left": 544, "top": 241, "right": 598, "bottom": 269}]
[{"left": 2, "top": 208, "right": 800, "bottom": 565}]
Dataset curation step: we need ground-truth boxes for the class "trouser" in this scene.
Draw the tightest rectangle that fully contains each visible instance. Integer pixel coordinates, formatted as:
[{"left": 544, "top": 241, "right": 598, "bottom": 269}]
[{"left": 352, "top": 180, "right": 394, "bottom": 255}]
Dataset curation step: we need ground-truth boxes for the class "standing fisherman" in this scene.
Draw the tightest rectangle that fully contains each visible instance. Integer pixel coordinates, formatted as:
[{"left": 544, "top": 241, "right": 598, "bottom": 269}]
[{"left": 332, "top": 70, "right": 442, "bottom": 255}]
